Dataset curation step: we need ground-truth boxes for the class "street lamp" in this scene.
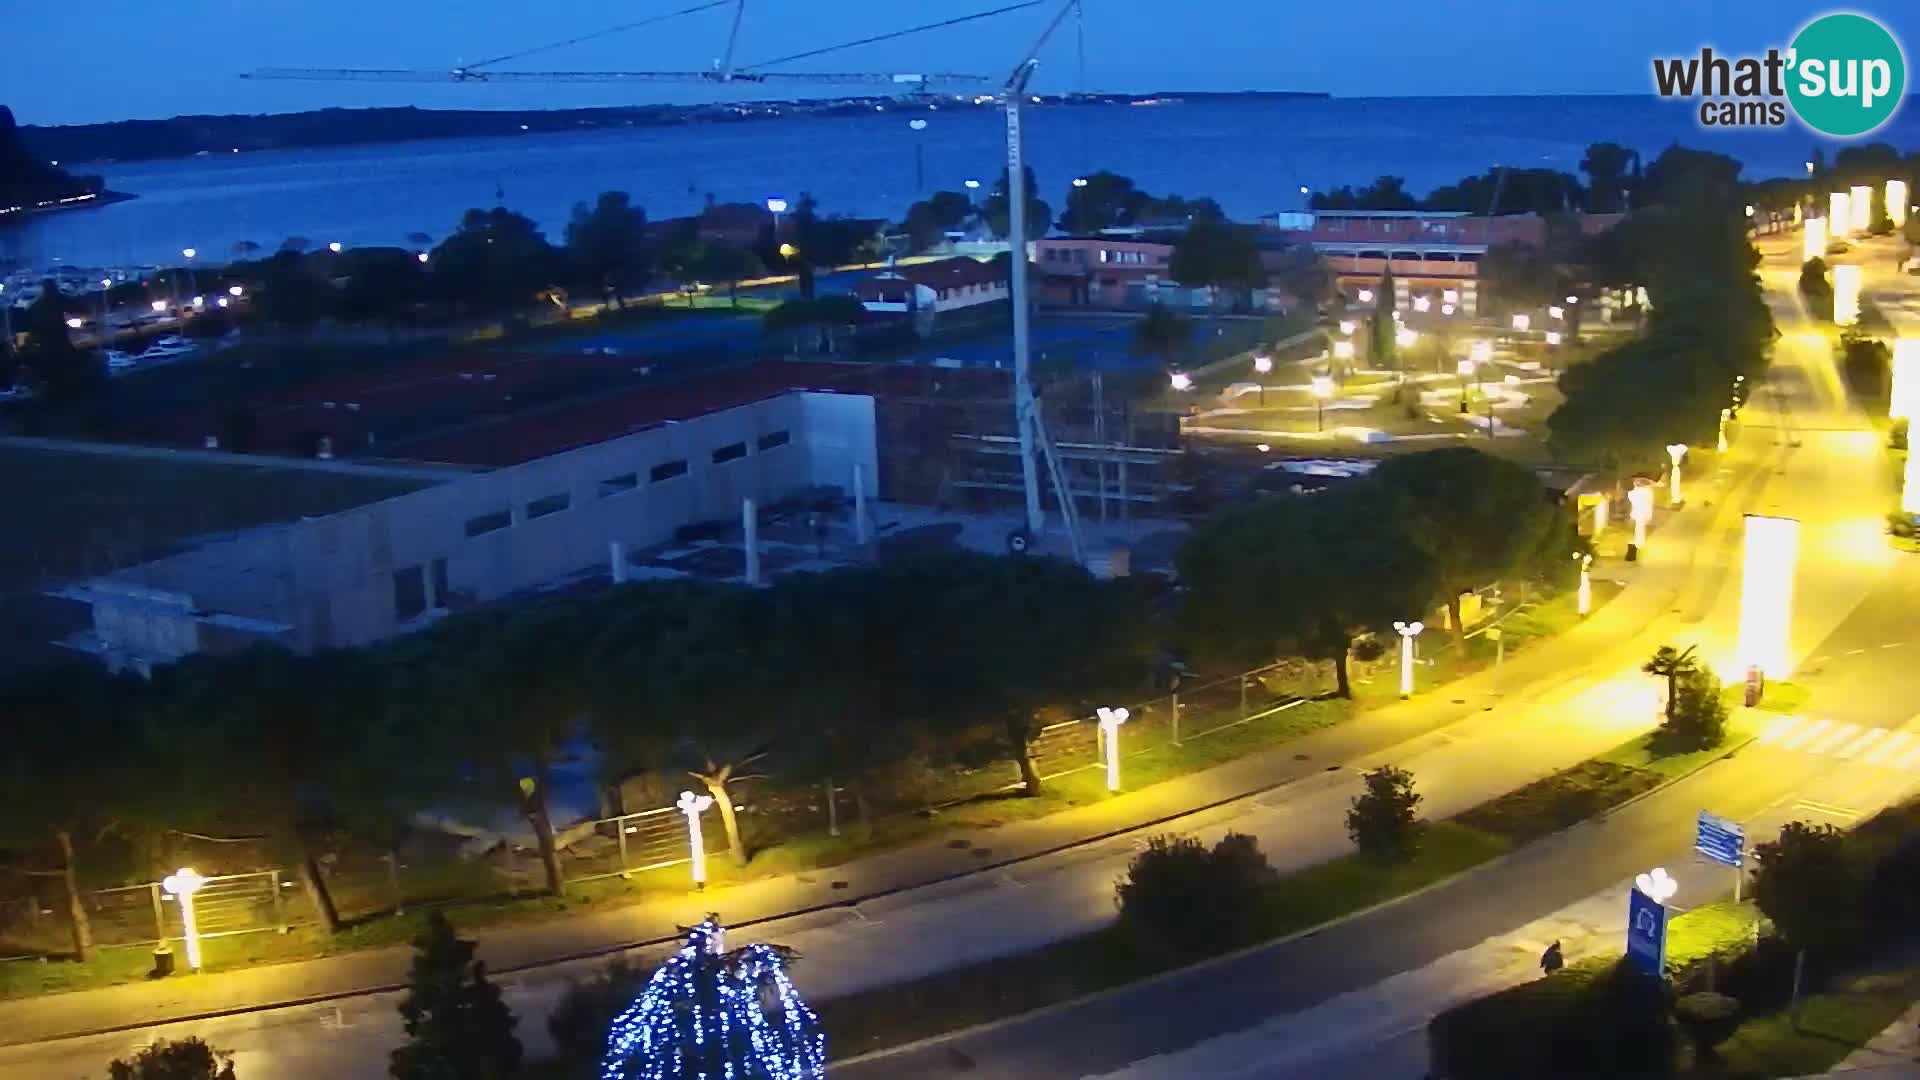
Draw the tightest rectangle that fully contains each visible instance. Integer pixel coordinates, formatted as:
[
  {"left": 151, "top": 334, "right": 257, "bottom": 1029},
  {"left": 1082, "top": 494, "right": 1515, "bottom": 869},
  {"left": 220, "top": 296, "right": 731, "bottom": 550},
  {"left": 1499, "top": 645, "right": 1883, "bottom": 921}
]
[
  {"left": 1804, "top": 160, "right": 1815, "bottom": 177},
  {"left": 1573, "top": 553, "right": 1593, "bottom": 615},
  {"left": 1395, "top": 326, "right": 1417, "bottom": 349},
  {"left": 1636, "top": 866, "right": 1679, "bottom": 904},
  {"left": 1549, "top": 305, "right": 1564, "bottom": 320},
  {"left": 151, "top": 299, "right": 166, "bottom": 313},
  {"left": 99, "top": 279, "right": 112, "bottom": 326},
  {"left": 1511, "top": 313, "right": 1530, "bottom": 332},
  {"left": 65, "top": 317, "right": 83, "bottom": 330},
  {"left": 1456, "top": 357, "right": 1475, "bottom": 413},
  {"left": 676, "top": 790, "right": 715, "bottom": 889},
  {"left": 1338, "top": 319, "right": 1356, "bottom": 336},
  {"left": 1592, "top": 493, "right": 1610, "bottom": 534},
  {"left": 1253, "top": 353, "right": 1272, "bottom": 405},
  {"left": 1311, "top": 374, "right": 1333, "bottom": 431},
  {"left": 1626, "top": 482, "right": 1654, "bottom": 559},
  {"left": 162, "top": 868, "right": 209, "bottom": 972},
  {"left": 416, "top": 251, "right": 430, "bottom": 264},
  {"left": 766, "top": 196, "right": 789, "bottom": 240},
  {"left": 180, "top": 247, "right": 197, "bottom": 304},
  {"left": 1357, "top": 288, "right": 1374, "bottom": 304},
  {"left": 964, "top": 178, "right": 981, "bottom": 190},
  {"left": 1393, "top": 621, "right": 1424, "bottom": 698},
  {"left": 1097, "top": 706, "right": 1130, "bottom": 791},
  {"left": 1545, "top": 330, "right": 1562, "bottom": 346},
  {"left": 1332, "top": 339, "right": 1355, "bottom": 365},
  {"left": 1441, "top": 303, "right": 1455, "bottom": 316},
  {"left": 1718, "top": 408, "right": 1731, "bottom": 452},
  {"left": 327, "top": 241, "right": 343, "bottom": 254},
  {"left": 1413, "top": 295, "right": 1431, "bottom": 313},
  {"left": 1169, "top": 371, "right": 1193, "bottom": 392},
  {"left": 1665, "top": 444, "right": 1688, "bottom": 506},
  {"left": 1072, "top": 177, "right": 1089, "bottom": 188},
  {"left": 227, "top": 285, "right": 243, "bottom": 298}
]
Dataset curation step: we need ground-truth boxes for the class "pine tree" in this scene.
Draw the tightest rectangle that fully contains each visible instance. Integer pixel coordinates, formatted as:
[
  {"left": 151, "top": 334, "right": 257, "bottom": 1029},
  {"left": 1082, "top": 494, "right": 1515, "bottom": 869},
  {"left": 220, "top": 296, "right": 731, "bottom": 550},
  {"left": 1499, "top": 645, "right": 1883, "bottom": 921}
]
[
  {"left": 602, "top": 915, "right": 825, "bottom": 1080},
  {"left": 389, "top": 912, "right": 522, "bottom": 1080}
]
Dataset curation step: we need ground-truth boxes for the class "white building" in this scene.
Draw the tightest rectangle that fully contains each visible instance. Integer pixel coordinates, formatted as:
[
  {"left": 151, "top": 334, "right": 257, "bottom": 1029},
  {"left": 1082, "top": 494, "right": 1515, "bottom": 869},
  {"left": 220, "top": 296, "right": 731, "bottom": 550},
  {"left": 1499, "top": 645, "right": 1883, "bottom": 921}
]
[{"left": 57, "top": 375, "right": 879, "bottom": 670}]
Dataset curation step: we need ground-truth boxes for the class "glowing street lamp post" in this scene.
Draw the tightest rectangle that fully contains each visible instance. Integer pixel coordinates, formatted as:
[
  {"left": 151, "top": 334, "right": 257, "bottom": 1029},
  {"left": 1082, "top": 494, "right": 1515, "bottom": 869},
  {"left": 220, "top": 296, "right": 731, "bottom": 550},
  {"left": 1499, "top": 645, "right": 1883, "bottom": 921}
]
[
  {"left": 1394, "top": 620, "right": 1423, "bottom": 698},
  {"left": 179, "top": 247, "right": 197, "bottom": 306},
  {"left": 1573, "top": 552, "right": 1593, "bottom": 615},
  {"left": 1665, "top": 444, "right": 1687, "bottom": 506},
  {"left": 1718, "top": 408, "right": 1731, "bottom": 453},
  {"left": 765, "top": 197, "right": 789, "bottom": 244},
  {"left": 1830, "top": 191, "right": 1851, "bottom": 238},
  {"left": 1311, "top": 374, "right": 1333, "bottom": 431},
  {"left": 1253, "top": 353, "right": 1272, "bottom": 405},
  {"left": 676, "top": 790, "right": 715, "bottom": 889},
  {"left": 1889, "top": 180, "right": 1910, "bottom": 229},
  {"left": 1097, "top": 706, "right": 1130, "bottom": 791},
  {"left": 1834, "top": 264, "right": 1862, "bottom": 325},
  {"left": 1889, "top": 338, "right": 1920, "bottom": 421},
  {"left": 1803, "top": 216, "right": 1827, "bottom": 263},
  {"left": 1849, "top": 184, "right": 1871, "bottom": 234},
  {"left": 1626, "top": 483, "right": 1654, "bottom": 561},
  {"left": 1456, "top": 357, "right": 1475, "bottom": 414},
  {"left": 1737, "top": 515, "right": 1800, "bottom": 706},
  {"left": 162, "top": 867, "right": 209, "bottom": 972}
]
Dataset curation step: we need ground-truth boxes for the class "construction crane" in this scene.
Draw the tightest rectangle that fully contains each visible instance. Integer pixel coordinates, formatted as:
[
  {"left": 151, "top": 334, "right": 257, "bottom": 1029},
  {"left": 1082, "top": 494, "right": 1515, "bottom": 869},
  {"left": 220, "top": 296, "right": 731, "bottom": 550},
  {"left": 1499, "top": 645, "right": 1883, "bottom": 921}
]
[
  {"left": 1003, "top": 0, "right": 1082, "bottom": 556},
  {"left": 242, "top": 0, "right": 1013, "bottom": 91}
]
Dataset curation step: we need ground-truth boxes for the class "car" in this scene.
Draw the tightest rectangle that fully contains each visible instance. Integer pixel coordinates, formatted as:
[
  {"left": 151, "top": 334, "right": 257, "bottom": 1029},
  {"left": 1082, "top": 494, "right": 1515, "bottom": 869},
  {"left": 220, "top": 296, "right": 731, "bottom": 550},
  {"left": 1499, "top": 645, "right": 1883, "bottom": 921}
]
[{"left": 105, "top": 352, "right": 136, "bottom": 371}]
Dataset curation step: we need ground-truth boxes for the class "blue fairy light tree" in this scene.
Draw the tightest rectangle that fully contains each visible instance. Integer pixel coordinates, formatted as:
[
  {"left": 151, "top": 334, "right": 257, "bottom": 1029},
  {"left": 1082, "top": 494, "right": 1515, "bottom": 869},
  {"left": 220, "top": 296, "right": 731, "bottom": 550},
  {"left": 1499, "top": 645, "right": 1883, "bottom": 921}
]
[{"left": 600, "top": 915, "right": 826, "bottom": 1080}]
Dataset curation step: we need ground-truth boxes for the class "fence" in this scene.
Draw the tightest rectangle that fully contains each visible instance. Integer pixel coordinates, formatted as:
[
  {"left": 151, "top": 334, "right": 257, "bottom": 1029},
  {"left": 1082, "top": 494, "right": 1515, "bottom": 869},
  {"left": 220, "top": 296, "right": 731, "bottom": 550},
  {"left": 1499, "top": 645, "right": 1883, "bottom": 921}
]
[{"left": 1, "top": 630, "right": 1498, "bottom": 967}]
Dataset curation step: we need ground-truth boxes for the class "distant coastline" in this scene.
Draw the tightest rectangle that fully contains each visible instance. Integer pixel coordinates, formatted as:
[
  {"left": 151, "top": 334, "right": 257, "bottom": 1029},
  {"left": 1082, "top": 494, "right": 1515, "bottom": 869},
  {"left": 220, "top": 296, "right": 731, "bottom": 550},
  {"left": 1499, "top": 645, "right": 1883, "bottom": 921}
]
[{"left": 19, "top": 90, "right": 1330, "bottom": 167}]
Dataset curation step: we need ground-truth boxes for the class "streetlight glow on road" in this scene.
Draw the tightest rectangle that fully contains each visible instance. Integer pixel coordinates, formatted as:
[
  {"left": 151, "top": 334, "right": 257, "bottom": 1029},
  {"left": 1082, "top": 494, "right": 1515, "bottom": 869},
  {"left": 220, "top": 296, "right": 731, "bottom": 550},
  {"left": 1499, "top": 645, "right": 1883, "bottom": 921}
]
[
  {"left": 1738, "top": 515, "right": 1800, "bottom": 681},
  {"left": 1797, "top": 214, "right": 1827, "bottom": 263},
  {"left": 1835, "top": 264, "right": 1862, "bottom": 325},
  {"left": 1890, "top": 339, "right": 1920, "bottom": 420},
  {"left": 162, "top": 868, "right": 208, "bottom": 972}
]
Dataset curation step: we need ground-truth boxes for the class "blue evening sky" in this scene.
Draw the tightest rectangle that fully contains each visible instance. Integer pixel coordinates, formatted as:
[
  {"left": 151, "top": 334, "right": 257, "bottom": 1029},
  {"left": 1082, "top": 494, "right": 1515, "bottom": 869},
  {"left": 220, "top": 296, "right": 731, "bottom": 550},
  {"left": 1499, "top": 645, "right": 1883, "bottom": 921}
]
[{"left": 5, "top": 1, "right": 1918, "bottom": 126}]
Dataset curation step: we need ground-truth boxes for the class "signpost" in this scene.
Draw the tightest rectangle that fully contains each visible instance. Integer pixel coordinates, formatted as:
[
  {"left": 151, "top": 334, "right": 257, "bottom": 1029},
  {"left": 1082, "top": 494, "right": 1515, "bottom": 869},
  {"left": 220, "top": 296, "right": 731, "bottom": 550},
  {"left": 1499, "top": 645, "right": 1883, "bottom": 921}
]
[
  {"left": 1695, "top": 810, "right": 1747, "bottom": 901},
  {"left": 1625, "top": 884, "right": 1668, "bottom": 978}
]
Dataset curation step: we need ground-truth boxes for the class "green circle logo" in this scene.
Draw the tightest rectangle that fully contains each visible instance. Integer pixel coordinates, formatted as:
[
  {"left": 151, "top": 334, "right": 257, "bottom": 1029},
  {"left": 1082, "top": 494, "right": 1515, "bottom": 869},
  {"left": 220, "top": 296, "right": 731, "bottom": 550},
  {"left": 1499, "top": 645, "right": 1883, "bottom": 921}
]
[{"left": 1787, "top": 13, "right": 1906, "bottom": 137}]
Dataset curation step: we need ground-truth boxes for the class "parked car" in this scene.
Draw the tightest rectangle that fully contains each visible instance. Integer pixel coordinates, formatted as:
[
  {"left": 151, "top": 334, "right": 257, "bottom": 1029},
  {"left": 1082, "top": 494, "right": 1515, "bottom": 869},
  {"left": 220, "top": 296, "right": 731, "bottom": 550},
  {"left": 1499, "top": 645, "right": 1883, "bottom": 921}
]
[{"left": 105, "top": 351, "right": 136, "bottom": 371}]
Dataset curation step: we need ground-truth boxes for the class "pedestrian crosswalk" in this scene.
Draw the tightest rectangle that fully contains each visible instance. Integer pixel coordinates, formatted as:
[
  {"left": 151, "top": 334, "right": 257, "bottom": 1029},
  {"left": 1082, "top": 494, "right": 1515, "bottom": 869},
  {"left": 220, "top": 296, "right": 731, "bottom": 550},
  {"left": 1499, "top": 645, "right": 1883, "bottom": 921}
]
[{"left": 1754, "top": 715, "right": 1920, "bottom": 771}]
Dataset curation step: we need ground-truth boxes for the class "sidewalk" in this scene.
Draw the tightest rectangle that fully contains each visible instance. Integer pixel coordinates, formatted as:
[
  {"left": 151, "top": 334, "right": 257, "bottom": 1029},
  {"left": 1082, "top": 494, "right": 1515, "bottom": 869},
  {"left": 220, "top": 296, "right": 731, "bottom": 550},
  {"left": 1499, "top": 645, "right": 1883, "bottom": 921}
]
[{"left": 0, "top": 432, "right": 1774, "bottom": 1049}]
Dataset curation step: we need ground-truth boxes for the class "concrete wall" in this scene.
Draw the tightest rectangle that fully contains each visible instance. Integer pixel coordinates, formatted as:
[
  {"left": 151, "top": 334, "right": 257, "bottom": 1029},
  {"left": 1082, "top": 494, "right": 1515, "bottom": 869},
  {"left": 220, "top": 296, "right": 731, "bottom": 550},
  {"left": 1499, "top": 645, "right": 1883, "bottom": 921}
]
[{"left": 96, "top": 391, "right": 878, "bottom": 654}]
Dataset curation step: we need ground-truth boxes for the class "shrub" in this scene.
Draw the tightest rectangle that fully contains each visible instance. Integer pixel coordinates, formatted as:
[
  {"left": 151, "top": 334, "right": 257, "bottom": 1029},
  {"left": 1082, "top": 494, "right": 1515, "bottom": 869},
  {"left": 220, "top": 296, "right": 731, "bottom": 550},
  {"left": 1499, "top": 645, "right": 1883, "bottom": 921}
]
[
  {"left": 1863, "top": 835, "right": 1920, "bottom": 940},
  {"left": 390, "top": 911, "right": 522, "bottom": 1080},
  {"left": 1673, "top": 991, "right": 1741, "bottom": 1063},
  {"left": 1660, "top": 668, "right": 1728, "bottom": 751},
  {"left": 1890, "top": 418, "right": 1909, "bottom": 451},
  {"left": 1838, "top": 327, "right": 1890, "bottom": 398},
  {"left": 1751, "top": 821, "right": 1865, "bottom": 961},
  {"left": 108, "top": 1038, "right": 237, "bottom": 1080},
  {"left": 1114, "top": 831, "right": 1276, "bottom": 957},
  {"left": 1428, "top": 959, "right": 1675, "bottom": 1079},
  {"left": 1346, "top": 765, "right": 1422, "bottom": 862}
]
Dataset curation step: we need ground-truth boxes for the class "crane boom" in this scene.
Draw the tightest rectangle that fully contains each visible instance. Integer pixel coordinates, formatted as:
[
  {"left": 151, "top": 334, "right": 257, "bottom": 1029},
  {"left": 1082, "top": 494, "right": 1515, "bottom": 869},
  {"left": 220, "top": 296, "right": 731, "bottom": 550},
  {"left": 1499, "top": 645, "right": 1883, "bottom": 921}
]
[{"left": 242, "top": 67, "right": 991, "bottom": 87}]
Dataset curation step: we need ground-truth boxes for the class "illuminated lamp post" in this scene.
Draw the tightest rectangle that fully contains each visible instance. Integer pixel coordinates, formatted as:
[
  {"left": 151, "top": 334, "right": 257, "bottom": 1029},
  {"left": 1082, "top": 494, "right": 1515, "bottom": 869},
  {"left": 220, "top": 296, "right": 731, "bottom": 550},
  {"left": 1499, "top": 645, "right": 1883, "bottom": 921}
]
[
  {"left": 162, "top": 868, "right": 209, "bottom": 972},
  {"left": 1169, "top": 371, "right": 1193, "bottom": 392},
  {"left": 1718, "top": 408, "right": 1731, "bottom": 453},
  {"left": 1889, "top": 180, "right": 1910, "bottom": 229},
  {"left": 1511, "top": 313, "right": 1530, "bottom": 332},
  {"left": 1456, "top": 356, "right": 1475, "bottom": 414},
  {"left": 1357, "top": 288, "right": 1374, "bottom": 305},
  {"left": 1393, "top": 621, "right": 1424, "bottom": 698},
  {"left": 327, "top": 241, "right": 343, "bottom": 254},
  {"left": 1737, "top": 515, "right": 1800, "bottom": 701},
  {"left": 1890, "top": 338, "right": 1920, "bottom": 420},
  {"left": 1253, "top": 353, "right": 1272, "bottom": 405},
  {"left": 1665, "top": 443, "right": 1688, "bottom": 506},
  {"left": 766, "top": 197, "right": 789, "bottom": 243},
  {"left": 676, "top": 790, "right": 715, "bottom": 889},
  {"left": 1592, "top": 493, "right": 1610, "bottom": 534},
  {"left": 1332, "top": 339, "right": 1355, "bottom": 372},
  {"left": 1545, "top": 330, "right": 1562, "bottom": 347},
  {"left": 1804, "top": 215, "right": 1828, "bottom": 263},
  {"left": 1311, "top": 374, "right": 1333, "bottom": 431},
  {"left": 1097, "top": 706, "right": 1130, "bottom": 791},
  {"left": 1626, "top": 482, "right": 1654, "bottom": 561},
  {"left": 1395, "top": 326, "right": 1417, "bottom": 350},
  {"left": 1849, "top": 184, "right": 1871, "bottom": 233},
  {"left": 1573, "top": 552, "right": 1593, "bottom": 616},
  {"left": 1549, "top": 305, "right": 1564, "bottom": 321},
  {"left": 1834, "top": 264, "right": 1861, "bottom": 325},
  {"left": 1413, "top": 295, "right": 1431, "bottom": 313}
]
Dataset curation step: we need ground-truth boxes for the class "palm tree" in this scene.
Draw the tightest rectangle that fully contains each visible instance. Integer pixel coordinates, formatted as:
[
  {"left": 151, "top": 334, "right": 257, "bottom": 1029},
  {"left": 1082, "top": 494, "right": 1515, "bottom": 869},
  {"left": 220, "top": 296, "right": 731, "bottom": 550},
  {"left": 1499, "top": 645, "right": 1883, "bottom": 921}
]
[{"left": 1642, "top": 645, "right": 1700, "bottom": 722}]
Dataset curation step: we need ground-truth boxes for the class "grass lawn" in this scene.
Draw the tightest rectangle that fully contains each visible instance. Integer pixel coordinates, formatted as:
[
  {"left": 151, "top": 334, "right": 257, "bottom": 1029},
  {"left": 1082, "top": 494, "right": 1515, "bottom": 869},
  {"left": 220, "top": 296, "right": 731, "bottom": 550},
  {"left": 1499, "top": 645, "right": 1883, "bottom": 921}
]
[{"left": 1709, "top": 967, "right": 1920, "bottom": 1078}]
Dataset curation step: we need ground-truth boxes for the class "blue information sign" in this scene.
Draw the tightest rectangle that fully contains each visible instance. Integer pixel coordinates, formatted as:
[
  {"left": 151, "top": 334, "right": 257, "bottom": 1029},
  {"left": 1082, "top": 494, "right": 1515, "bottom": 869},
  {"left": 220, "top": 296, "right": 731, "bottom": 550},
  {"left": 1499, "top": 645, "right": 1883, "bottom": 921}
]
[
  {"left": 1695, "top": 811, "right": 1746, "bottom": 868},
  {"left": 1625, "top": 886, "right": 1668, "bottom": 978}
]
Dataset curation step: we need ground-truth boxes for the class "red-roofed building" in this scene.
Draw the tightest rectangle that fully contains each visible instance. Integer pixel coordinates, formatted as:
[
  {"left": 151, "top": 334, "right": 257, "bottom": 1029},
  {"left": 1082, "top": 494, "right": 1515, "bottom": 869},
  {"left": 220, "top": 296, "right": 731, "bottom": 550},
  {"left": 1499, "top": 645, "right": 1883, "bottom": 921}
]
[{"left": 855, "top": 256, "right": 1008, "bottom": 317}]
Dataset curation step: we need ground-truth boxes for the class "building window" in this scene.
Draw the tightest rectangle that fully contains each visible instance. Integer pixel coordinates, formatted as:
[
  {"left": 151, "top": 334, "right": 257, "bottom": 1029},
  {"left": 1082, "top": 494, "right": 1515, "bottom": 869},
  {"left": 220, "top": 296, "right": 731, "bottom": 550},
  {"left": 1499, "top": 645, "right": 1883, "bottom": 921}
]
[
  {"left": 526, "top": 492, "right": 570, "bottom": 520},
  {"left": 650, "top": 459, "right": 689, "bottom": 483},
  {"left": 598, "top": 472, "right": 638, "bottom": 498},
  {"left": 464, "top": 509, "right": 511, "bottom": 537},
  {"left": 711, "top": 441, "right": 748, "bottom": 464},
  {"left": 393, "top": 565, "right": 426, "bottom": 621},
  {"left": 756, "top": 429, "right": 791, "bottom": 452},
  {"left": 1098, "top": 249, "right": 1110, "bottom": 263}
]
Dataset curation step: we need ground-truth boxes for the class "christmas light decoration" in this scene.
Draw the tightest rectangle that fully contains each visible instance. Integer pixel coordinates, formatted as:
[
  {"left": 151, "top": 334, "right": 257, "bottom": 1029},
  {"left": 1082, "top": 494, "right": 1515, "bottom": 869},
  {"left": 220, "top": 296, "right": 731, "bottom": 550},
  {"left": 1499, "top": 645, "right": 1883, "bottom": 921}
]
[{"left": 600, "top": 916, "right": 825, "bottom": 1080}]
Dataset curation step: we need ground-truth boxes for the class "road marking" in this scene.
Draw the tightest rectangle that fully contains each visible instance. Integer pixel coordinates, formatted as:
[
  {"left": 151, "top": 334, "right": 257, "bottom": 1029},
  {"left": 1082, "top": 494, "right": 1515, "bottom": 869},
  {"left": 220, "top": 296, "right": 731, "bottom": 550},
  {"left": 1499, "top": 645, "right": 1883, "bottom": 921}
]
[
  {"left": 1884, "top": 643, "right": 1905, "bottom": 649},
  {"left": 1897, "top": 740, "right": 1920, "bottom": 771},
  {"left": 1863, "top": 731, "right": 1910, "bottom": 766},
  {"left": 1781, "top": 717, "right": 1832, "bottom": 751},
  {"left": 1757, "top": 714, "right": 1802, "bottom": 744},
  {"left": 1844, "top": 648, "right": 1868, "bottom": 656},
  {"left": 1807, "top": 722, "right": 1863, "bottom": 756},
  {"left": 1835, "top": 728, "right": 1886, "bottom": 759},
  {"left": 1795, "top": 799, "right": 1861, "bottom": 821}
]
